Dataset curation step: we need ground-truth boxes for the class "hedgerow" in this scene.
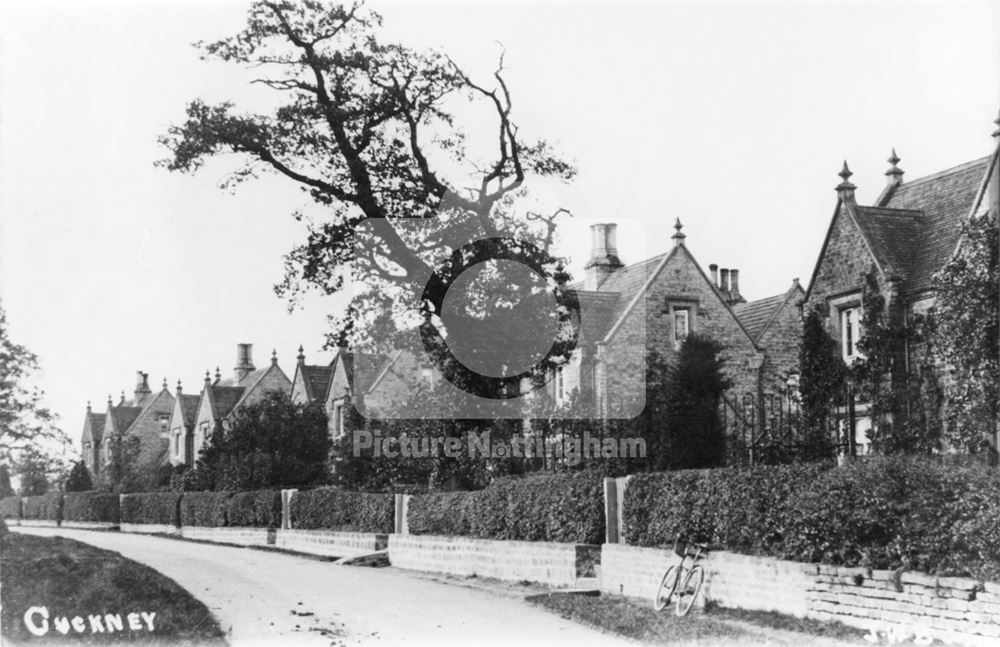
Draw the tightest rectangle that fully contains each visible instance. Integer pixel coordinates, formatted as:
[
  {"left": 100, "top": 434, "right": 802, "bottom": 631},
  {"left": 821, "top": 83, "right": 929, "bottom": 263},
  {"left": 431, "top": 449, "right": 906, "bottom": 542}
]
[
  {"left": 408, "top": 471, "right": 606, "bottom": 544},
  {"left": 62, "top": 491, "right": 120, "bottom": 523},
  {"left": 0, "top": 496, "right": 20, "bottom": 520},
  {"left": 290, "top": 488, "right": 394, "bottom": 532},
  {"left": 120, "top": 492, "right": 182, "bottom": 526},
  {"left": 226, "top": 489, "right": 282, "bottom": 528},
  {"left": 20, "top": 493, "right": 63, "bottom": 521},
  {"left": 179, "top": 491, "right": 234, "bottom": 527}
]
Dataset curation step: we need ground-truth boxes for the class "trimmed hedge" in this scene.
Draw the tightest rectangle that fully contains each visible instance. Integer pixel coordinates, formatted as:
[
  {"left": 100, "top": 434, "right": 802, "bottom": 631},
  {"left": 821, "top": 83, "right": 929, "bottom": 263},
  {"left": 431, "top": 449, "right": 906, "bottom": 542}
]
[
  {"left": 179, "top": 491, "right": 234, "bottom": 527},
  {"left": 624, "top": 457, "right": 1000, "bottom": 580},
  {"left": 0, "top": 496, "right": 20, "bottom": 520},
  {"left": 625, "top": 463, "right": 829, "bottom": 552},
  {"left": 62, "top": 491, "right": 120, "bottom": 523},
  {"left": 20, "top": 493, "right": 63, "bottom": 521},
  {"left": 121, "top": 492, "right": 182, "bottom": 526},
  {"left": 408, "top": 471, "right": 606, "bottom": 544},
  {"left": 290, "top": 488, "right": 393, "bottom": 532},
  {"left": 226, "top": 489, "right": 282, "bottom": 528}
]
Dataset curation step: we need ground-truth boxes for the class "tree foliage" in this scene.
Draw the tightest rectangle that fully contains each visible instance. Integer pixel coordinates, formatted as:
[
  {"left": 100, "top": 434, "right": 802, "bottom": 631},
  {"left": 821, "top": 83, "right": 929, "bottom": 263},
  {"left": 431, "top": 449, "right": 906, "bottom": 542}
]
[
  {"left": 159, "top": 0, "right": 578, "bottom": 390},
  {"left": 193, "top": 391, "right": 332, "bottom": 490},
  {"left": 661, "top": 335, "right": 728, "bottom": 469},
  {"left": 931, "top": 211, "right": 999, "bottom": 454},
  {"left": 798, "top": 306, "right": 846, "bottom": 460},
  {"left": 0, "top": 303, "right": 68, "bottom": 461},
  {"left": 64, "top": 460, "right": 94, "bottom": 492},
  {"left": 14, "top": 446, "right": 64, "bottom": 496}
]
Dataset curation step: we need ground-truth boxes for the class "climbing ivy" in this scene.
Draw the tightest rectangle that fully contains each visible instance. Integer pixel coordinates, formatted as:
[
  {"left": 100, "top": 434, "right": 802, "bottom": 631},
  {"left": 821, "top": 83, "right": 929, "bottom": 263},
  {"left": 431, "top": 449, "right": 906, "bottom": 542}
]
[{"left": 798, "top": 306, "right": 846, "bottom": 460}]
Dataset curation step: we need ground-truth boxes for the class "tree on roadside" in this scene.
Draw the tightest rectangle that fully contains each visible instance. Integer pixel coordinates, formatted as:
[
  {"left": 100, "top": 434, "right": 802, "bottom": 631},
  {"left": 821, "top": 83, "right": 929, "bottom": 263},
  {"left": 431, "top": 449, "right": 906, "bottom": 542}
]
[
  {"left": 797, "top": 307, "right": 847, "bottom": 461},
  {"left": 14, "top": 446, "right": 64, "bottom": 496},
  {"left": 0, "top": 464, "right": 14, "bottom": 498},
  {"left": 193, "top": 391, "right": 331, "bottom": 490},
  {"left": 64, "top": 460, "right": 93, "bottom": 492},
  {"left": 0, "top": 303, "right": 69, "bottom": 461},
  {"left": 663, "top": 335, "right": 728, "bottom": 469},
  {"left": 159, "top": 1, "right": 578, "bottom": 398}
]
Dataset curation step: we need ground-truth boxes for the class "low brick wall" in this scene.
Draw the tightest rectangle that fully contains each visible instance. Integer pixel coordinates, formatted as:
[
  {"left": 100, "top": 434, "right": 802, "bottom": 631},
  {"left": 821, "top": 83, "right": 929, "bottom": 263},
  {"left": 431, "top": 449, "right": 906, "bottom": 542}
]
[
  {"left": 18, "top": 519, "right": 59, "bottom": 528},
  {"left": 60, "top": 521, "right": 118, "bottom": 530},
  {"left": 275, "top": 529, "right": 388, "bottom": 558},
  {"left": 601, "top": 544, "right": 1000, "bottom": 646},
  {"left": 388, "top": 534, "right": 599, "bottom": 587},
  {"left": 180, "top": 526, "right": 273, "bottom": 547},
  {"left": 120, "top": 523, "right": 180, "bottom": 536}
]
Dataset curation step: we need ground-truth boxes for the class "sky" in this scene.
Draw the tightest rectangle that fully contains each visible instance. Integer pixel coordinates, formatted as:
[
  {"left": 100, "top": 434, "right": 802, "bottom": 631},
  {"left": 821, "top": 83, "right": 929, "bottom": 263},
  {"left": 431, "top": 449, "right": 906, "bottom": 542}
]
[{"left": 1, "top": 0, "right": 998, "bottom": 457}]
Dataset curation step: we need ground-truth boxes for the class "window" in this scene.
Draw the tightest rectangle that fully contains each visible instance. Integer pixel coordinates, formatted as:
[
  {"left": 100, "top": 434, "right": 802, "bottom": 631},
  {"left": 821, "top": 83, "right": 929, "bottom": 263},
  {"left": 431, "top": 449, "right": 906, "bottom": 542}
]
[
  {"left": 840, "top": 307, "right": 863, "bottom": 362},
  {"left": 173, "top": 430, "right": 181, "bottom": 457},
  {"left": 554, "top": 366, "right": 566, "bottom": 406},
  {"left": 158, "top": 414, "right": 170, "bottom": 434},
  {"left": 332, "top": 402, "right": 345, "bottom": 440},
  {"left": 673, "top": 309, "right": 690, "bottom": 350},
  {"left": 420, "top": 366, "right": 434, "bottom": 388}
]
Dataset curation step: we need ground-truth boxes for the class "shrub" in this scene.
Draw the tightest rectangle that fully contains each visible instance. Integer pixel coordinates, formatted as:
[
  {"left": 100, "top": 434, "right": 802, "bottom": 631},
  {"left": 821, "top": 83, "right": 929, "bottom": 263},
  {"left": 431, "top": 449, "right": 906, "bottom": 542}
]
[
  {"left": 20, "top": 493, "right": 62, "bottom": 521},
  {"left": 0, "top": 496, "right": 20, "bottom": 520},
  {"left": 62, "top": 491, "right": 120, "bottom": 523},
  {"left": 120, "top": 492, "right": 182, "bottom": 526},
  {"left": 226, "top": 489, "right": 282, "bottom": 528},
  {"left": 290, "top": 488, "right": 393, "bottom": 532},
  {"left": 408, "top": 471, "right": 606, "bottom": 544},
  {"left": 179, "top": 491, "right": 234, "bottom": 527},
  {"left": 624, "top": 463, "right": 830, "bottom": 551}
]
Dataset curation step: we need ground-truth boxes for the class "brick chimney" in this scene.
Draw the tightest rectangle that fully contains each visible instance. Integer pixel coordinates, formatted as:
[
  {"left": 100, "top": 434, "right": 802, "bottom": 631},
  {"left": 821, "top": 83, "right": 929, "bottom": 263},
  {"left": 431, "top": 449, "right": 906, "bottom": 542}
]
[
  {"left": 719, "top": 268, "right": 731, "bottom": 297},
  {"left": 584, "top": 223, "right": 624, "bottom": 290},
  {"left": 709, "top": 264, "right": 719, "bottom": 288},
  {"left": 234, "top": 343, "right": 255, "bottom": 383},
  {"left": 134, "top": 371, "right": 151, "bottom": 406}
]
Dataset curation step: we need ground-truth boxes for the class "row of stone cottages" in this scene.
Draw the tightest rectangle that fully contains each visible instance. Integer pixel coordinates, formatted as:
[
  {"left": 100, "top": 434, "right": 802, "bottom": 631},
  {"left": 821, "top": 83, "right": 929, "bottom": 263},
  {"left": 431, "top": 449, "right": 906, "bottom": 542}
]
[{"left": 80, "top": 124, "right": 1000, "bottom": 484}]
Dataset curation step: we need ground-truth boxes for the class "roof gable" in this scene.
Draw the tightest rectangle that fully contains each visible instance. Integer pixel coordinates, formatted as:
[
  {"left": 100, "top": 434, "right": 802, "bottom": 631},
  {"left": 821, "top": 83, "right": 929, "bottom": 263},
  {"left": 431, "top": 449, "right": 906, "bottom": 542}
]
[
  {"left": 81, "top": 411, "right": 106, "bottom": 445},
  {"left": 734, "top": 281, "right": 805, "bottom": 344}
]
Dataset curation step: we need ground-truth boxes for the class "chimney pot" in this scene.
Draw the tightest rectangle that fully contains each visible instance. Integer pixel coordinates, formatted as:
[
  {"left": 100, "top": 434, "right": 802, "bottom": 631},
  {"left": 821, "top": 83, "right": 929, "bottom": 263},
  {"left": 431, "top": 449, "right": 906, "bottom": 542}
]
[
  {"left": 720, "top": 268, "right": 731, "bottom": 294},
  {"left": 729, "top": 268, "right": 745, "bottom": 304},
  {"left": 709, "top": 264, "right": 719, "bottom": 287},
  {"left": 234, "top": 343, "right": 255, "bottom": 382}
]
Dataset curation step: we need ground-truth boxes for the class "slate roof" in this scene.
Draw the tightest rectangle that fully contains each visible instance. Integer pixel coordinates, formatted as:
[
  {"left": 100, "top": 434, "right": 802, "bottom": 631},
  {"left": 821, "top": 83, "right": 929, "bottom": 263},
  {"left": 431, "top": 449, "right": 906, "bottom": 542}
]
[
  {"left": 862, "top": 156, "right": 991, "bottom": 292},
  {"left": 82, "top": 412, "right": 106, "bottom": 445},
  {"left": 734, "top": 293, "right": 787, "bottom": 342},
  {"left": 109, "top": 406, "right": 142, "bottom": 436},
  {"left": 300, "top": 365, "right": 333, "bottom": 402},
  {"left": 208, "top": 385, "right": 245, "bottom": 420},
  {"left": 177, "top": 394, "right": 201, "bottom": 432}
]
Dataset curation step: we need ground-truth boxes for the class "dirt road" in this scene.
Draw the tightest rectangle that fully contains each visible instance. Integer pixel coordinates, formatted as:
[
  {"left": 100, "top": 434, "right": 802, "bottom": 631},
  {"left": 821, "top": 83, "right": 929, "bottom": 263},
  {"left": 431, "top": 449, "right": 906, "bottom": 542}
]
[{"left": 11, "top": 527, "right": 637, "bottom": 647}]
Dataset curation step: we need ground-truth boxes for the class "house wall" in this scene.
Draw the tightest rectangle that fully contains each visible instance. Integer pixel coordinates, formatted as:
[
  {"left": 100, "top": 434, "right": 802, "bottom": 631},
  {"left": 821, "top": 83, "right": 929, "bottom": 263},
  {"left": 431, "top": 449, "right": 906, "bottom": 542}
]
[
  {"left": 290, "top": 367, "right": 310, "bottom": 405},
  {"left": 168, "top": 395, "right": 189, "bottom": 467},
  {"left": 757, "top": 296, "right": 805, "bottom": 392},
  {"left": 192, "top": 391, "right": 217, "bottom": 462},
  {"left": 235, "top": 366, "right": 292, "bottom": 410},
  {"left": 123, "top": 390, "right": 174, "bottom": 487},
  {"left": 805, "top": 205, "right": 885, "bottom": 316}
]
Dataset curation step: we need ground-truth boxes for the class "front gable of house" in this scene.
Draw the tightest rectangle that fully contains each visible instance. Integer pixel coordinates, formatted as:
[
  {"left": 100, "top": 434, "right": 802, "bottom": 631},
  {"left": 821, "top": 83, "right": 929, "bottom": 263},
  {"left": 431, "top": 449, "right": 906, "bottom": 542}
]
[
  {"left": 805, "top": 202, "right": 885, "bottom": 310},
  {"left": 231, "top": 363, "right": 292, "bottom": 414}
]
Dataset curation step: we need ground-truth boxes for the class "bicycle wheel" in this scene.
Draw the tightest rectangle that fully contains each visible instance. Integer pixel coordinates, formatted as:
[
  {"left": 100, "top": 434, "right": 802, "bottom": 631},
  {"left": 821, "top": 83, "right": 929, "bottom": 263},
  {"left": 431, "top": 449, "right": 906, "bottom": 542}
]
[
  {"left": 675, "top": 564, "right": 704, "bottom": 617},
  {"left": 653, "top": 565, "right": 680, "bottom": 611}
]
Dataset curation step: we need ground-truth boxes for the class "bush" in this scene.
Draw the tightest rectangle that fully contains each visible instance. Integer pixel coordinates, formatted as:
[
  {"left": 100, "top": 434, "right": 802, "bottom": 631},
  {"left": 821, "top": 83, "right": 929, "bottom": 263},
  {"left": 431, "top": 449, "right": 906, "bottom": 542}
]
[
  {"left": 62, "top": 491, "right": 120, "bottom": 523},
  {"left": 625, "top": 463, "right": 829, "bottom": 552},
  {"left": 290, "top": 488, "right": 393, "bottom": 532},
  {"left": 120, "top": 492, "right": 182, "bottom": 526},
  {"left": 0, "top": 496, "right": 20, "bottom": 520},
  {"left": 226, "top": 489, "right": 282, "bottom": 528},
  {"left": 179, "top": 491, "right": 234, "bottom": 527},
  {"left": 20, "top": 493, "right": 62, "bottom": 521},
  {"left": 408, "top": 471, "right": 606, "bottom": 544}
]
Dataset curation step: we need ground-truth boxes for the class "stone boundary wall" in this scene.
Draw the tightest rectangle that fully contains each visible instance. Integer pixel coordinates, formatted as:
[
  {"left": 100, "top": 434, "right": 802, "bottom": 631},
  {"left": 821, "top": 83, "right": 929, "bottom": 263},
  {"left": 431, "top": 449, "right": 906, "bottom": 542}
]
[
  {"left": 388, "top": 534, "right": 599, "bottom": 587},
  {"left": 601, "top": 543, "right": 1000, "bottom": 646},
  {"left": 120, "top": 523, "right": 180, "bottom": 536},
  {"left": 60, "top": 521, "right": 118, "bottom": 530},
  {"left": 275, "top": 529, "right": 388, "bottom": 558},
  {"left": 18, "top": 519, "right": 60, "bottom": 528},
  {"left": 180, "top": 526, "right": 273, "bottom": 547}
]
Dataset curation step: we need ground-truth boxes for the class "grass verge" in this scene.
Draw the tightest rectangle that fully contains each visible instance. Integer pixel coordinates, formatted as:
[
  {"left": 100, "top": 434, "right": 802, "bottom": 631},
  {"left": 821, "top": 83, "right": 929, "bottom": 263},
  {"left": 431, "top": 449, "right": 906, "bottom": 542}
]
[
  {"left": 527, "top": 593, "right": 867, "bottom": 646},
  {"left": 1, "top": 526, "right": 226, "bottom": 645}
]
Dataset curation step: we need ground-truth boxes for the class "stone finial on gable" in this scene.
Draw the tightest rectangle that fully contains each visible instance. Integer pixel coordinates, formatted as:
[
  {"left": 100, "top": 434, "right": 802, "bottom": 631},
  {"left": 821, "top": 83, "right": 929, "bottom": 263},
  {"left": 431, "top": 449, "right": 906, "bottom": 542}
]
[
  {"left": 297, "top": 345, "right": 305, "bottom": 364},
  {"left": 204, "top": 370, "right": 211, "bottom": 386},
  {"left": 836, "top": 161, "right": 856, "bottom": 203},
  {"left": 86, "top": 400, "right": 91, "bottom": 413},
  {"left": 271, "top": 349, "right": 279, "bottom": 366},
  {"left": 176, "top": 379, "right": 183, "bottom": 395},
  {"left": 107, "top": 394, "right": 113, "bottom": 407},
  {"left": 885, "top": 148, "right": 903, "bottom": 187},
  {"left": 671, "top": 217, "right": 686, "bottom": 246},
  {"left": 214, "top": 367, "right": 222, "bottom": 384}
]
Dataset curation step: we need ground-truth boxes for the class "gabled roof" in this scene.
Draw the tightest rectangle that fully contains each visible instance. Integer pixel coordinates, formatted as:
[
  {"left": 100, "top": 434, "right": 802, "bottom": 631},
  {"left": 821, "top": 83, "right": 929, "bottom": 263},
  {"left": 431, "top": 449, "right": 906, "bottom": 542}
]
[
  {"left": 342, "top": 351, "right": 389, "bottom": 395},
  {"left": 176, "top": 394, "right": 201, "bottom": 432},
  {"left": 82, "top": 411, "right": 106, "bottom": 445},
  {"left": 230, "top": 363, "right": 291, "bottom": 412},
  {"left": 108, "top": 405, "right": 142, "bottom": 438},
  {"left": 733, "top": 281, "right": 804, "bottom": 344},
  {"left": 207, "top": 385, "right": 245, "bottom": 420},
  {"left": 302, "top": 365, "right": 333, "bottom": 402}
]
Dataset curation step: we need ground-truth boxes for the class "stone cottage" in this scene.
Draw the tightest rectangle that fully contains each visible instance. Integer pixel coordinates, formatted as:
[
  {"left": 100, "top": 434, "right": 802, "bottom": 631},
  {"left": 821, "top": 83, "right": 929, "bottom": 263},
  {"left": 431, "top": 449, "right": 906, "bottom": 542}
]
[{"left": 803, "top": 125, "right": 999, "bottom": 454}]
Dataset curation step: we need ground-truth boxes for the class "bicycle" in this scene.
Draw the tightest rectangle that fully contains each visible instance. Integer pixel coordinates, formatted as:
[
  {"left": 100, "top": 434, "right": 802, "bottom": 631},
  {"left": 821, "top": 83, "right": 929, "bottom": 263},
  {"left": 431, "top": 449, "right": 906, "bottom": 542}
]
[{"left": 653, "top": 534, "right": 708, "bottom": 616}]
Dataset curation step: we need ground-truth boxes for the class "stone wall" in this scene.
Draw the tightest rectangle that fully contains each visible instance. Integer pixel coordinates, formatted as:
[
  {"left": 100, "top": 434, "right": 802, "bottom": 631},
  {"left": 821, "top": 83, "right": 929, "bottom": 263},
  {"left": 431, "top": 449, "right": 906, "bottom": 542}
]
[
  {"left": 61, "top": 520, "right": 118, "bottom": 530},
  {"left": 600, "top": 543, "right": 1000, "bottom": 646},
  {"left": 180, "top": 526, "right": 273, "bottom": 547},
  {"left": 275, "top": 529, "right": 388, "bottom": 558},
  {"left": 120, "top": 523, "right": 180, "bottom": 536},
  {"left": 389, "top": 534, "right": 599, "bottom": 587}
]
